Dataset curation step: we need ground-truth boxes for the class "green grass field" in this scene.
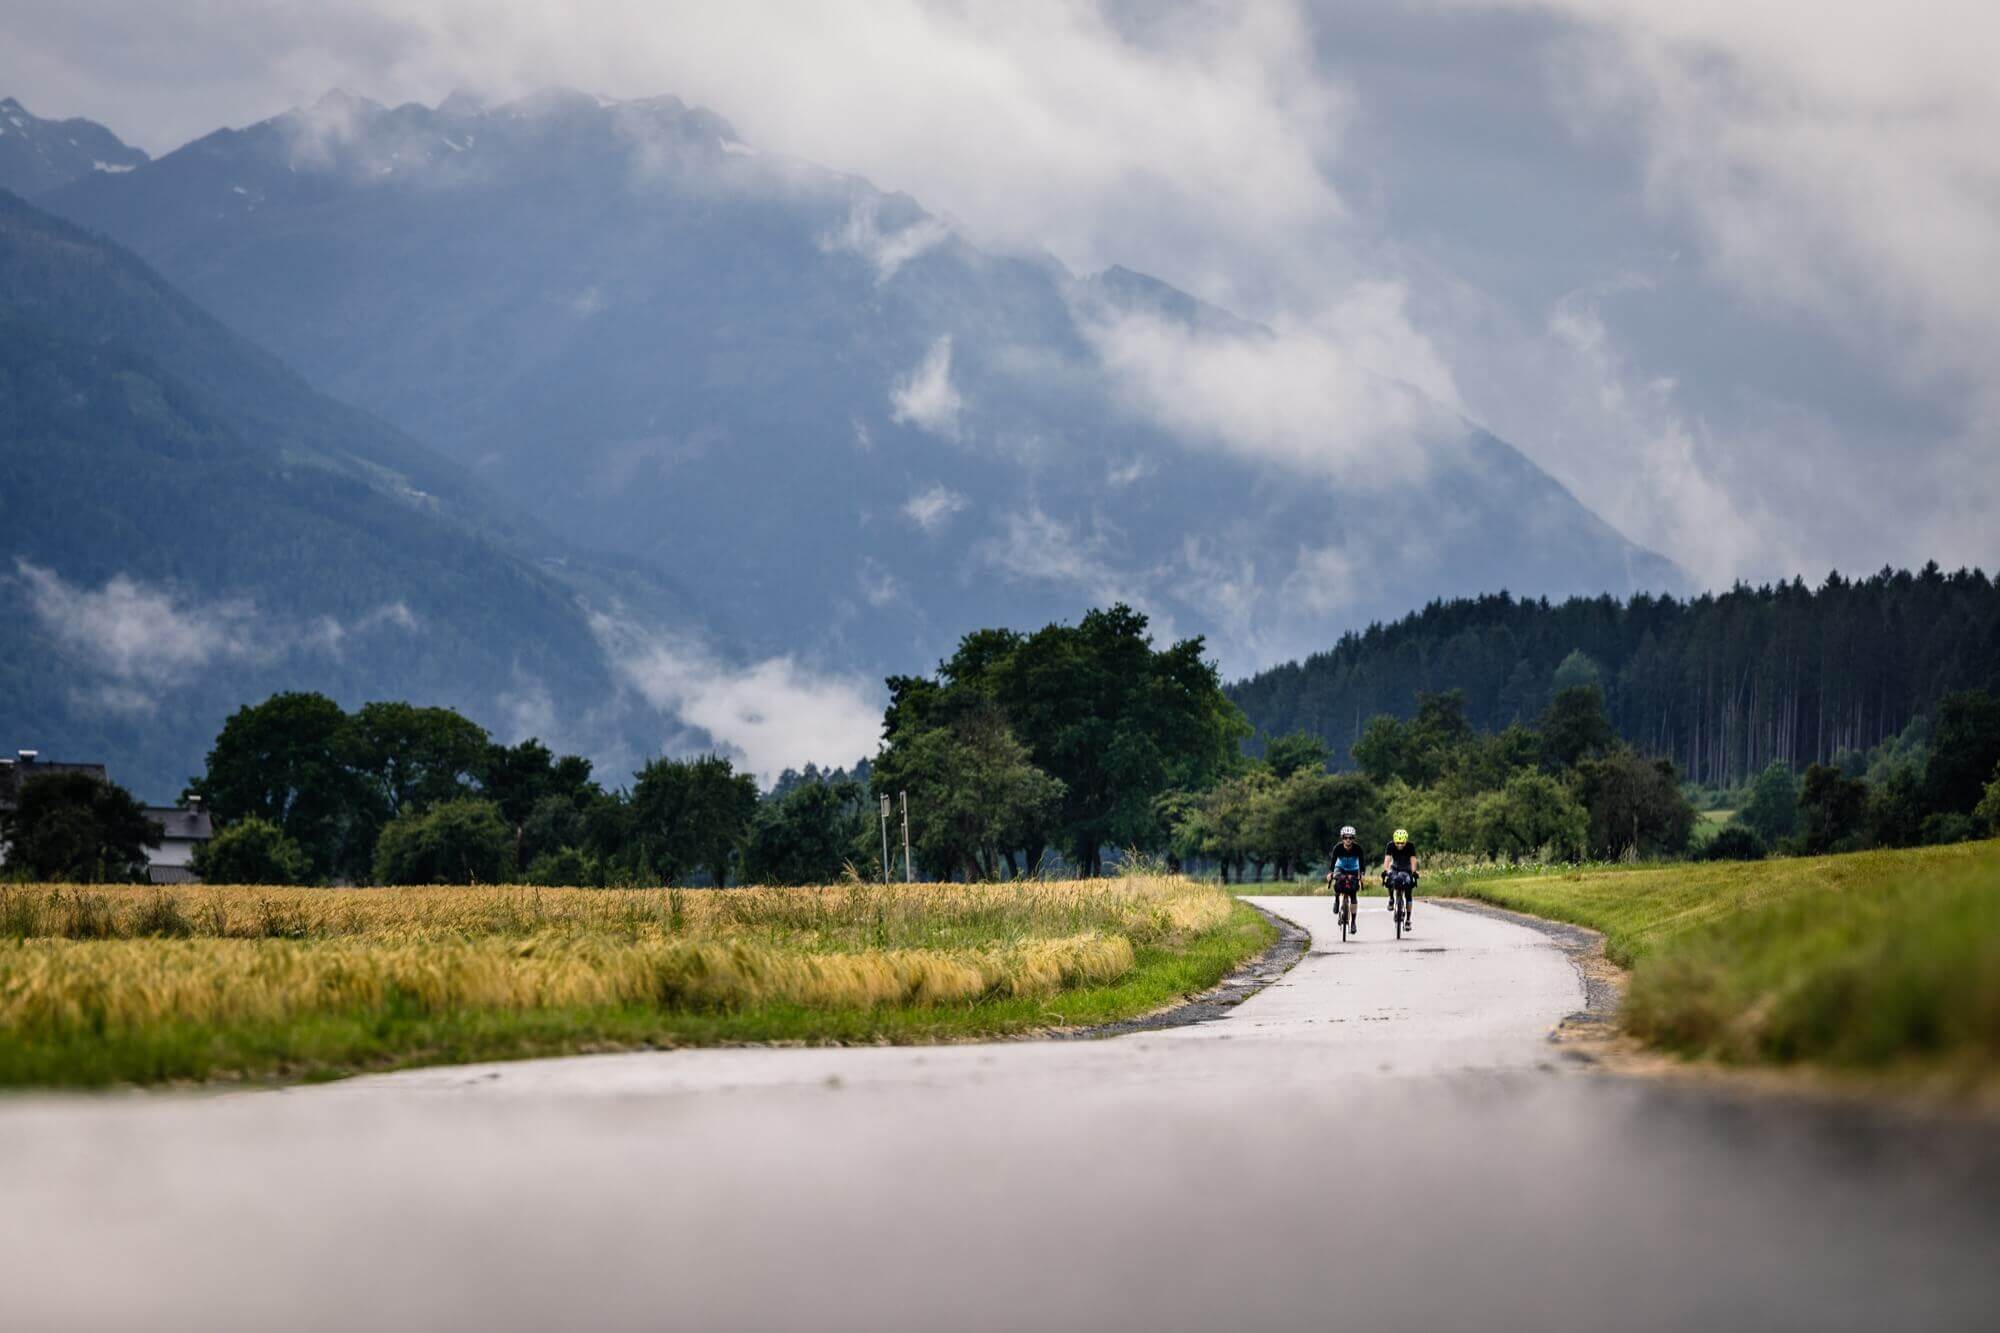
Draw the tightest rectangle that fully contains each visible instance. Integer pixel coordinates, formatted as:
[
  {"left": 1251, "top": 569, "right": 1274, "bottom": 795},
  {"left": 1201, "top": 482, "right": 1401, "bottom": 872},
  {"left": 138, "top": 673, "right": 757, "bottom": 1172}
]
[
  {"left": 1690, "top": 808, "right": 1737, "bottom": 846},
  {"left": 1458, "top": 841, "right": 2000, "bottom": 1083},
  {"left": 0, "top": 878, "right": 1273, "bottom": 1088}
]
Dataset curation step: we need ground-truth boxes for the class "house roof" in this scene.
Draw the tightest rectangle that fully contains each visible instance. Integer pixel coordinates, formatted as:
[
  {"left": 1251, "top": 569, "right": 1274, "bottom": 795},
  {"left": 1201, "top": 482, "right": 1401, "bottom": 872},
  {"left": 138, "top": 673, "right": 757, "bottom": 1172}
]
[
  {"left": 143, "top": 807, "right": 214, "bottom": 841},
  {"left": 0, "top": 757, "right": 111, "bottom": 810}
]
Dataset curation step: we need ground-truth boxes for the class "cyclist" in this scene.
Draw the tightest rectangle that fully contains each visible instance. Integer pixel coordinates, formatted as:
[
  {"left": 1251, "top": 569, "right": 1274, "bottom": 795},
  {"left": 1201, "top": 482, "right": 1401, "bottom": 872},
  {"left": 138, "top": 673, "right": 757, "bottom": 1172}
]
[
  {"left": 1382, "top": 828, "right": 1418, "bottom": 924},
  {"left": 1326, "top": 825, "right": 1365, "bottom": 934}
]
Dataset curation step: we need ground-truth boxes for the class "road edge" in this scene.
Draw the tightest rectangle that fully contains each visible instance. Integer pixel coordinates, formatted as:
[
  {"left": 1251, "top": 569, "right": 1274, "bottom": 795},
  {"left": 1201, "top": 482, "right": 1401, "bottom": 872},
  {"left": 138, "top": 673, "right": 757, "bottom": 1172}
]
[
  {"left": 1435, "top": 896, "right": 1623, "bottom": 1056},
  {"left": 1440, "top": 896, "right": 2000, "bottom": 1119},
  {"left": 1053, "top": 902, "right": 1310, "bottom": 1040}
]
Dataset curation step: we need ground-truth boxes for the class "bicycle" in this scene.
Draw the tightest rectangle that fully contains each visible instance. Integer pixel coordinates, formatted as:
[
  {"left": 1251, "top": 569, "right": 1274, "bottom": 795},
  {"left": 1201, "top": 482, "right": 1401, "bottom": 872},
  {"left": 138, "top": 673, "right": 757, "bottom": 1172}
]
[
  {"left": 1385, "top": 868, "right": 1416, "bottom": 940},
  {"left": 1329, "top": 868, "right": 1361, "bottom": 942}
]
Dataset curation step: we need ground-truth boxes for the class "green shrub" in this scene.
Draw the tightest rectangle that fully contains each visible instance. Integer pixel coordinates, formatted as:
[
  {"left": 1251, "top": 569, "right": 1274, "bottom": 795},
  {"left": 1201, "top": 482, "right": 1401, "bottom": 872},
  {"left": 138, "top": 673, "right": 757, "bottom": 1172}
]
[
  {"left": 193, "top": 817, "right": 313, "bottom": 885},
  {"left": 1920, "top": 813, "right": 1980, "bottom": 846},
  {"left": 1700, "top": 825, "right": 1767, "bottom": 861},
  {"left": 372, "top": 798, "right": 513, "bottom": 885},
  {"left": 525, "top": 846, "right": 602, "bottom": 887}
]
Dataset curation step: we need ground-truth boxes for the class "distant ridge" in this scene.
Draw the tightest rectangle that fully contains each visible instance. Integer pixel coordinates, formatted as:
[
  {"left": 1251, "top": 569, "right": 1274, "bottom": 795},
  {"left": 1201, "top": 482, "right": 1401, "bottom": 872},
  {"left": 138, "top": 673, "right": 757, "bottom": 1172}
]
[
  {"left": 1226, "top": 569, "right": 2000, "bottom": 786},
  {"left": 0, "top": 96, "right": 147, "bottom": 196},
  {"left": 0, "top": 188, "right": 668, "bottom": 797},
  {"left": 44, "top": 86, "right": 1686, "bottom": 685}
]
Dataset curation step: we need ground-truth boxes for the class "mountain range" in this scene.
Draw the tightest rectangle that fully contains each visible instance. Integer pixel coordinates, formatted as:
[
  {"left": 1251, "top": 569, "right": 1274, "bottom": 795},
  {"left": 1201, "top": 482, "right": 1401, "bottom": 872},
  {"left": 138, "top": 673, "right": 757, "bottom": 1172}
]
[
  {"left": 0, "top": 96, "right": 146, "bottom": 196},
  {"left": 0, "top": 188, "right": 697, "bottom": 796},
  {"left": 9, "top": 89, "right": 1685, "bottom": 793}
]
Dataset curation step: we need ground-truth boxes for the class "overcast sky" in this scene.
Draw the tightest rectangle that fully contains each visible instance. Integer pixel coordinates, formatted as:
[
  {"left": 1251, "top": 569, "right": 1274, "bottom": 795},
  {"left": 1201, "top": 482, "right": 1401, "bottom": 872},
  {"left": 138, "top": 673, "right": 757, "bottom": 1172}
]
[{"left": 5, "top": 0, "right": 1995, "bottom": 588}]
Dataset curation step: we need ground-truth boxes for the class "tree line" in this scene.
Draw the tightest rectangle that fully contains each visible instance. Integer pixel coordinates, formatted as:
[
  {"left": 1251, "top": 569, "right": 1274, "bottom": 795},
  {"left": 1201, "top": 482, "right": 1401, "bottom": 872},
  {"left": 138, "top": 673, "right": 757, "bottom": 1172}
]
[
  {"left": 1227, "top": 564, "right": 2000, "bottom": 788},
  {"left": 8, "top": 601, "right": 1997, "bottom": 886},
  {"left": 2, "top": 694, "right": 829, "bottom": 887}
]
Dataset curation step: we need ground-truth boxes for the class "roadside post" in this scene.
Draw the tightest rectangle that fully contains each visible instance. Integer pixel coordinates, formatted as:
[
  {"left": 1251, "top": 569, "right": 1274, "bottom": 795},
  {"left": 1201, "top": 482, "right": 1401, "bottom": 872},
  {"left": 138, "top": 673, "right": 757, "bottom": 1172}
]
[
  {"left": 900, "top": 790, "right": 913, "bottom": 882},
  {"left": 880, "top": 794, "right": 892, "bottom": 883}
]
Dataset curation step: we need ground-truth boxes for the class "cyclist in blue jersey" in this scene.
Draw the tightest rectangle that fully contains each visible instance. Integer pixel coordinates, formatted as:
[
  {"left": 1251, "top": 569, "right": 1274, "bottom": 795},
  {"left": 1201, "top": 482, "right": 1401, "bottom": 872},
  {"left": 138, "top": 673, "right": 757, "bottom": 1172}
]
[{"left": 1325, "top": 825, "right": 1366, "bottom": 934}]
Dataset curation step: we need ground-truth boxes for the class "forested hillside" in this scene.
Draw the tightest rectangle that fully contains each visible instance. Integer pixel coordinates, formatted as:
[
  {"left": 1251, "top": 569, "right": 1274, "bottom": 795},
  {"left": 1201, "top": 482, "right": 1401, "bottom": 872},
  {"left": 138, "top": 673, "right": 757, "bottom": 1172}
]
[
  {"left": 0, "top": 189, "right": 638, "bottom": 797},
  {"left": 1229, "top": 568, "right": 2000, "bottom": 785}
]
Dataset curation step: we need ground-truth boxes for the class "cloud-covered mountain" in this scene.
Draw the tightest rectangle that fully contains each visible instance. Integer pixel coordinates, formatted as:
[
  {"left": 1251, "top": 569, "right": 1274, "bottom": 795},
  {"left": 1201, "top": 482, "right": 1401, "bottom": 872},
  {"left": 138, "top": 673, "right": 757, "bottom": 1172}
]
[
  {"left": 41, "top": 88, "right": 1683, "bottom": 688},
  {"left": 0, "top": 188, "right": 838, "bottom": 799},
  {"left": 0, "top": 96, "right": 146, "bottom": 196}
]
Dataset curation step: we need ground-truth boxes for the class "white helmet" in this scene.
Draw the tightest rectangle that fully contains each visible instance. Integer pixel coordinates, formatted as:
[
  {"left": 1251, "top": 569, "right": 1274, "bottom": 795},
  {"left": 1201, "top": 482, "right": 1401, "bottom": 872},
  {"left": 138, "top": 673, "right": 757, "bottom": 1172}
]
[{"left": 1339, "top": 825, "right": 1356, "bottom": 838}]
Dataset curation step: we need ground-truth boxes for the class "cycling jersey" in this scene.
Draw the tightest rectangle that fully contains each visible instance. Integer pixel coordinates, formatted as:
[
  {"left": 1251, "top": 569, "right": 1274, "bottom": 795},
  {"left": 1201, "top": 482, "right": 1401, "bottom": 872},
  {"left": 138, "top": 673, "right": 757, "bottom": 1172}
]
[
  {"left": 1332, "top": 843, "right": 1364, "bottom": 875},
  {"left": 1385, "top": 841, "right": 1417, "bottom": 872}
]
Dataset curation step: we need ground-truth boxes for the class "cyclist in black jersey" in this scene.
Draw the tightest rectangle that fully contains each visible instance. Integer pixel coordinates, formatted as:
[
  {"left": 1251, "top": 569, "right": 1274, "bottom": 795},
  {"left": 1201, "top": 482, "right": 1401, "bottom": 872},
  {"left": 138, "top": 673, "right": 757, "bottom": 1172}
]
[{"left": 1382, "top": 828, "right": 1418, "bottom": 923}]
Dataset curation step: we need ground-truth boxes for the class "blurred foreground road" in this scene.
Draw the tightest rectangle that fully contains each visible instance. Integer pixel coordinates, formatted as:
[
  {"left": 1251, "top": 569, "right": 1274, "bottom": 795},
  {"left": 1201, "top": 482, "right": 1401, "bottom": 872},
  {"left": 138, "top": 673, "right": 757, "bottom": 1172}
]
[{"left": 2, "top": 897, "right": 1996, "bottom": 1331}]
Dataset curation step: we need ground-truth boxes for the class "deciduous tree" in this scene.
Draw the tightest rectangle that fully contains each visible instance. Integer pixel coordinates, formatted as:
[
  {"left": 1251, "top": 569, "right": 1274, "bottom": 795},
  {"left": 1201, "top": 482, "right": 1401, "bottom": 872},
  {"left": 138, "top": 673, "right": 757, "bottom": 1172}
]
[
  {"left": 1574, "top": 751, "right": 1696, "bottom": 859},
  {"left": 1739, "top": 761, "right": 1801, "bottom": 845},
  {"left": 630, "top": 755, "right": 758, "bottom": 886},
  {"left": 194, "top": 692, "right": 362, "bottom": 879},
  {"left": 2, "top": 772, "right": 160, "bottom": 882}
]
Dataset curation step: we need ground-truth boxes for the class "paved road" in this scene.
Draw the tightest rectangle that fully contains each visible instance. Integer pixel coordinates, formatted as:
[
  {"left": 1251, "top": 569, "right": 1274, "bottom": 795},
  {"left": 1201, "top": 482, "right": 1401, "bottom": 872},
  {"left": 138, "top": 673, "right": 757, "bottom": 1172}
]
[{"left": 2, "top": 897, "right": 1995, "bottom": 1331}]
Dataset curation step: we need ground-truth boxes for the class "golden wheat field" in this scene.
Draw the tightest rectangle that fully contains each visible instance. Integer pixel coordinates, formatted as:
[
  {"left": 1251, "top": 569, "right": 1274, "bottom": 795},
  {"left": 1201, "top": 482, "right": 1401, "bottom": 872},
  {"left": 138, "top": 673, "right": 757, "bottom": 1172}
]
[{"left": 0, "top": 878, "right": 1241, "bottom": 1075}]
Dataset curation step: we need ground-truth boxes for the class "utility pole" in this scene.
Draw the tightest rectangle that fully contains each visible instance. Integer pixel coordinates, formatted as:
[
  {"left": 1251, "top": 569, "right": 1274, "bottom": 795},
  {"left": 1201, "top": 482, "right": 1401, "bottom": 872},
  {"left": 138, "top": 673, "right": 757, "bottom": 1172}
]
[
  {"left": 880, "top": 794, "right": 892, "bottom": 884},
  {"left": 900, "top": 790, "right": 913, "bottom": 882}
]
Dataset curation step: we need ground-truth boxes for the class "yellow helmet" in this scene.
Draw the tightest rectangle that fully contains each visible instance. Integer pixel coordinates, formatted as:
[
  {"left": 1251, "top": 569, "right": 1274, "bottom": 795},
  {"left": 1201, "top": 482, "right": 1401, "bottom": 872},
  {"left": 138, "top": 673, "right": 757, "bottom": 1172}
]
[{"left": 1393, "top": 828, "right": 1409, "bottom": 844}]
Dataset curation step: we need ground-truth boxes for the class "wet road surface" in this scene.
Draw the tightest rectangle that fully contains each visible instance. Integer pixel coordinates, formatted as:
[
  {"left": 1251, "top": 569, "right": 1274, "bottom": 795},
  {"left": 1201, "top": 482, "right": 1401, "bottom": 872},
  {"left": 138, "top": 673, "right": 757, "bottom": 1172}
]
[{"left": 1, "top": 896, "right": 1994, "bottom": 1331}]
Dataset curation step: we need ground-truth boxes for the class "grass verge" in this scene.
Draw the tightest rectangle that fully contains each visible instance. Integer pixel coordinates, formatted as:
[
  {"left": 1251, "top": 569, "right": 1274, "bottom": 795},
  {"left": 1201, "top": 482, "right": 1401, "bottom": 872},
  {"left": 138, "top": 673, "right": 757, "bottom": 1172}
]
[
  {"left": 1456, "top": 840, "right": 2000, "bottom": 1084},
  {"left": 0, "top": 878, "right": 1272, "bottom": 1088}
]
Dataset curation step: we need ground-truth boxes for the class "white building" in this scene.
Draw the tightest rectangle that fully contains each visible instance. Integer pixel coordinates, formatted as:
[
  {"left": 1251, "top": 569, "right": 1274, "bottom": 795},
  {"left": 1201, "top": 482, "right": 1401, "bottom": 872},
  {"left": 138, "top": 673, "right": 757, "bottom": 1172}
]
[{"left": 141, "top": 800, "right": 215, "bottom": 885}]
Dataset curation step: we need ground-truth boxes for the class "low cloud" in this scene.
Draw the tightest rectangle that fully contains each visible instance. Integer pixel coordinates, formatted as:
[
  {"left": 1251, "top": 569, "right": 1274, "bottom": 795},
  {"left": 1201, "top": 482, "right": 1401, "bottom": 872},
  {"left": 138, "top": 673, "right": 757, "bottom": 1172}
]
[
  {"left": 901, "top": 483, "right": 967, "bottom": 535},
  {"left": 1104, "top": 457, "right": 1154, "bottom": 489},
  {"left": 1076, "top": 284, "right": 1464, "bottom": 487},
  {"left": 856, "top": 559, "right": 903, "bottom": 608},
  {"left": 1540, "top": 287, "right": 1787, "bottom": 586},
  {"left": 1283, "top": 544, "right": 1359, "bottom": 618},
  {"left": 13, "top": 559, "right": 419, "bottom": 707},
  {"left": 16, "top": 560, "right": 263, "bottom": 685},
  {"left": 1436, "top": 0, "right": 2000, "bottom": 576},
  {"left": 820, "top": 197, "right": 950, "bottom": 282},
  {"left": 979, "top": 509, "right": 1172, "bottom": 639},
  {"left": 590, "top": 612, "right": 882, "bottom": 783},
  {"left": 889, "top": 335, "right": 964, "bottom": 440},
  {"left": 1477, "top": 1, "right": 2000, "bottom": 393}
]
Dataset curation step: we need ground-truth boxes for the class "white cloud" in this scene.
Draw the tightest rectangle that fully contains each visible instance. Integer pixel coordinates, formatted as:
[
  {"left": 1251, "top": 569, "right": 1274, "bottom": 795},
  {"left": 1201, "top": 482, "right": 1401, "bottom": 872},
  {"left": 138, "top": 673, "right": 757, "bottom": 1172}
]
[
  {"left": 1538, "top": 286, "right": 1785, "bottom": 586},
  {"left": 1077, "top": 285, "right": 1463, "bottom": 486},
  {"left": 11, "top": 3, "right": 1343, "bottom": 295},
  {"left": 15, "top": 560, "right": 263, "bottom": 685},
  {"left": 12, "top": 560, "right": 419, "bottom": 704},
  {"left": 856, "top": 559, "right": 903, "bottom": 607},
  {"left": 901, "top": 483, "right": 967, "bottom": 535},
  {"left": 1471, "top": 1, "right": 2000, "bottom": 392},
  {"left": 889, "top": 335, "right": 964, "bottom": 440},
  {"left": 589, "top": 612, "right": 882, "bottom": 783},
  {"left": 820, "top": 197, "right": 951, "bottom": 281},
  {"left": 1282, "top": 544, "right": 1359, "bottom": 619},
  {"left": 1435, "top": 0, "right": 2000, "bottom": 574},
  {"left": 1104, "top": 457, "right": 1154, "bottom": 489},
  {"left": 978, "top": 509, "right": 1171, "bottom": 638},
  {"left": 496, "top": 677, "right": 560, "bottom": 744}
]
